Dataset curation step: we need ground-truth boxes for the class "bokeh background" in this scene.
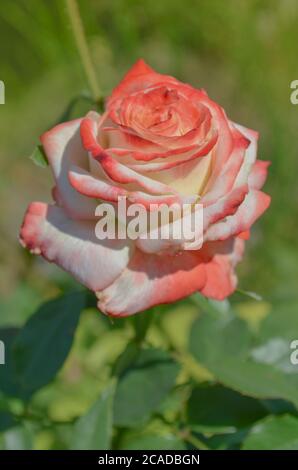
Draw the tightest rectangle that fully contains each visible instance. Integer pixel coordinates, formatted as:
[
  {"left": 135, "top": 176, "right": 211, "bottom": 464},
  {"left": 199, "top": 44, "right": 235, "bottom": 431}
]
[{"left": 0, "top": 0, "right": 298, "bottom": 450}]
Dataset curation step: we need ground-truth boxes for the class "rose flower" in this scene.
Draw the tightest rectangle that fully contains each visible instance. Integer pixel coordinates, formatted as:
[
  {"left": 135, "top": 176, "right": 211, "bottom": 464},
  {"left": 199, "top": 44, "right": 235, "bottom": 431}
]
[{"left": 20, "top": 60, "right": 270, "bottom": 316}]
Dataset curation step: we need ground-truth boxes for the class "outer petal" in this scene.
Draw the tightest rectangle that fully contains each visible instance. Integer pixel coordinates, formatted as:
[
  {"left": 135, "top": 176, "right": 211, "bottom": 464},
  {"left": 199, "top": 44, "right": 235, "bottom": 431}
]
[
  {"left": 203, "top": 184, "right": 248, "bottom": 229},
  {"left": 202, "top": 129, "right": 248, "bottom": 202},
  {"left": 97, "top": 249, "right": 207, "bottom": 317},
  {"left": 135, "top": 202, "right": 204, "bottom": 254},
  {"left": 248, "top": 160, "right": 271, "bottom": 190},
  {"left": 232, "top": 122, "right": 259, "bottom": 188},
  {"left": 19, "top": 202, "right": 133, "bottom": 292},
  {"left": 41, "top": 119, "right": 97, "bottom": 219},
  {"left": 134, "top": 184, "right": 248, "bottom": 256},
  {"left": 200, "top": 238, "right": 244, "bottom": 299},
  {"left": 205, "top": 190, "right": 271, "bottom": 241}
]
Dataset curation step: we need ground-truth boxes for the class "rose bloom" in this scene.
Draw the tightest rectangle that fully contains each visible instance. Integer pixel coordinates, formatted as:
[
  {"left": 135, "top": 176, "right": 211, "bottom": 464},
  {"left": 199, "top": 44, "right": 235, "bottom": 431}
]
[{"left": 20, "top": 60, "right": 270, "bottom": 317}]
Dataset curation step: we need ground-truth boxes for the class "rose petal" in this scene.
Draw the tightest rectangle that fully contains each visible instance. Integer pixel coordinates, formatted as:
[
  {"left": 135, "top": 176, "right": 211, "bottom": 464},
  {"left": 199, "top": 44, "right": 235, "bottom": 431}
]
[
  {"left": 20, "top": 202, "right": 133, "bottom": 291},
  {"left": 200, "top": 238, "right": 244, "bottom": 299},
  {"left": 202, "top": 129, "right": 248, "bottom": 202},
  {"left": 108, "top": 59, "right": 179, "bottom": 105},
  {"left": 232, "top": 122, "right": 259, "bottom": 188},
  {"left": 41, "top": 119, "right": 97, "bottom": 219},
  {"left": 81, "top": 116, "right": 179, "bottom": 196},
  {"left": 203, "top": 184, "right": 248, "bottom": 229},
  {"left": 205, "top": 190, "right": 271, "bottom": 241},
  {"left": 146, "top": 152, "right": 213, "bottom": 196},
  {"left": 135, "top": 184, "right": 248, "bottom": 256},
  {"left": 127, "top": 131, "right": 217, "bottom": 171},
  {"left": 69, "top": 165, "right": 190, "bottom": 208},
  {"left": 248, "top": 160, "right": 271, "bottom": 190},
  {"left": 97, "top": 248, "right": 207, "bottom": 317}
]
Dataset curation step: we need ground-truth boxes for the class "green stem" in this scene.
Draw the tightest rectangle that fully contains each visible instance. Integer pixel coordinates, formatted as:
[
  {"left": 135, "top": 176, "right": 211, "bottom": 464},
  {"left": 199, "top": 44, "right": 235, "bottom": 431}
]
[
  {"left": 132, "top": 310, "right": 154, "bottom": 346},
  {"left": 65, "top": 0, "right": 101, "bottom": 101},
  {"left": 13, "top": 407, "right": 76, "bottom": 428},
  {"left": 180, "top": 430, "right": 210, "bottom": 450}
]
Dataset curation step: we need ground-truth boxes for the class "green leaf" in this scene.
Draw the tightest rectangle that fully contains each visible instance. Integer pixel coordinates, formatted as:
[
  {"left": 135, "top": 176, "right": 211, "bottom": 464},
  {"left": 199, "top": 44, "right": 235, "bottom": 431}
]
[
  {"left": 200, "top": 357, "right": 298, "bottom": 407},
  {"left": 203, "top": 429, "right": 249, "bottom": 450},
  {"left": 187, "top": 384, "right": 267, "bottom": 434},
  {"left": 12, "top": 292, "right": 85, "bottom": 397},
  {"left": 0, "top": 412, "right": 17, "bottom": 432},
  {"left": 189, "top": 302, "right": 251, "bottom": 363},
  {"left": 242, "top": 415, "right": 298, "bottom": 450},
  {"left": 157, "top": 386, "right": 190, "bottom": 423},
  {"left": 261, "top": 398, "right": 298, "bottom": 416},
  {"left": 258, "top": 299, "right": 298, "bottom": 342},
  {"left": 112, "top": 342, "right": 139, "bottom": 377},
  {"left": 29, "top": 145, "right": 48, "bottom": 168},
  {"left": 250, "top": 338, "right": 296, "bottom": 373},
  {"left": 0, "top": 328, "right": 22, "bottom": 398},
  {"left": 189, "top": 303, "right": 298, "bottom": 410},
  {"left": 113, "top": 348, "right": 180, "bottom": 427},
  {"left": 71, "top": 381, "right": 115, "bottom": 450},
  {"left": 131, "top": 309, "right": 154, "bottom": 344}
]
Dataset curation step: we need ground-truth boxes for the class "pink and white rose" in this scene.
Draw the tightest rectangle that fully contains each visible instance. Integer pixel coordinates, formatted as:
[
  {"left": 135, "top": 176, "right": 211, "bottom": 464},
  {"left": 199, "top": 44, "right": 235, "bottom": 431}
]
[{"left": 20, "top": 60, "right": 270, "bottom": 316}]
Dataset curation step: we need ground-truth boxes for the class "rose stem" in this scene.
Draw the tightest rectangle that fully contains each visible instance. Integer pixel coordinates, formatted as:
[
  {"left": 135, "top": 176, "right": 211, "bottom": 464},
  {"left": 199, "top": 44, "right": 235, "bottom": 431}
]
[{"left": 65, "top": 0, "right": 101, "bottom": 103}]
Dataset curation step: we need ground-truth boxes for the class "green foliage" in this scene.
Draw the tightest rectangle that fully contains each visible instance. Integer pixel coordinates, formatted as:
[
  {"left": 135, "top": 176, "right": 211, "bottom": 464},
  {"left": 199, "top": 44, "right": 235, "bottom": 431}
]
[
  {"left": 1, "top": 0, "right": 298, "bottom": 451},
  {"left": 0, "top": 328, "right": 23, "bottom": 398},
  {"left": 1, "top": 292, "right": 298, "bottom": 450},
  {"left": 113, "top": 348, "right": 180, "bottom": 427},
  {"left": 187, "top": 385, "right": 267, "bottom": 434},
  {"left": 12, "top": 292, "right": 85, "bottom": 397},
  {"left": 71, "top": 381, "right": 115, "bottom": 450},
  {"left": 189, "top": 298, "right": 298, "bottom": 410},
  {"left": 29, "top": 146, "right": 49, "bottom": 168},
  {"left": 242, "top": 415, "right": 298, "bottom": 450},
  {"left": 0, "top": 412, "right": 17, "bottom": 433}
]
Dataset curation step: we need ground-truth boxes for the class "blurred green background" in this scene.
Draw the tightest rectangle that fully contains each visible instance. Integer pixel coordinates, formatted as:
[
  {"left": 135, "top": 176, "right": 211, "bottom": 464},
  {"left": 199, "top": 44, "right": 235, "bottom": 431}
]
[{"left": 0, "top": 0, "right": 298, "bottom": 450}]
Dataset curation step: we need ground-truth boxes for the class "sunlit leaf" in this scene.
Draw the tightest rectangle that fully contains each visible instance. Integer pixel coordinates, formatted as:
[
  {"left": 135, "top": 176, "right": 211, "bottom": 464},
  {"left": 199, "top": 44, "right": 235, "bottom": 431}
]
[
  {"left": 71, "top": 381, "right": 115, "bottom": 450},
  {"left": 113, "top": 348, "right": 180, "bottom": 427},
  {"left": 250, "top": 338, "right": 296, "bottom": 373},
  {"left": 242, "top": 415, "right": 298, "bottom": 450},
  {"left": 189, "top": 303, "right": 298, "bottom": 410}
]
